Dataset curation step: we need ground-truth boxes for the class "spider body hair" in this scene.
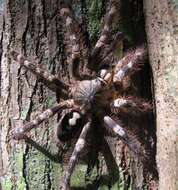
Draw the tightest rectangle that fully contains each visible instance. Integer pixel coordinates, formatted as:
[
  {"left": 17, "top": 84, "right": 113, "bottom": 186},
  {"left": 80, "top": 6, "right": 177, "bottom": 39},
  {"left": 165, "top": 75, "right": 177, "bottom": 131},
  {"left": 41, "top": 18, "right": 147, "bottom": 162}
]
[
  {"left": 11, "top": 46, "right": 150, "bottom": 190},
  {"left": 111, "top": 97, "right": 152, "bottom": 116},
  {"left": 10, "top": 0, "right": 154, "bottom": 189},
  {"left": 104, "top": 115, "right": 147, "bottom": 160}
]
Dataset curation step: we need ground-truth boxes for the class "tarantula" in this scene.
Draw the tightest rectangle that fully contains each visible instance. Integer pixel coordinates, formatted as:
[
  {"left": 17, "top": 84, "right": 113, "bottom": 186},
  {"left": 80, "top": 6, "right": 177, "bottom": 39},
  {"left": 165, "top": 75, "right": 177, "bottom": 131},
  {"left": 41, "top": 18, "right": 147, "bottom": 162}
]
[{"left": 11, "top": 1, "right": 151, "bottom": 189}]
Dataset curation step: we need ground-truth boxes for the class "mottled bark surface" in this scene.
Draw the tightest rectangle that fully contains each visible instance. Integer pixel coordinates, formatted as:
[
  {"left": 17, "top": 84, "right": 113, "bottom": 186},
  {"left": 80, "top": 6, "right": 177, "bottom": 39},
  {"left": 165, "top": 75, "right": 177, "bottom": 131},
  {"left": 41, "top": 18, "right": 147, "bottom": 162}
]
[
  {"left": 144, "top": 0, "right": 178, "bottom": 189},
  {"left": 0, "top": 0, "right": 68, "bottom": 189},
  {"left": 0, "top": 0, "right": 159, "bottom": 189}
]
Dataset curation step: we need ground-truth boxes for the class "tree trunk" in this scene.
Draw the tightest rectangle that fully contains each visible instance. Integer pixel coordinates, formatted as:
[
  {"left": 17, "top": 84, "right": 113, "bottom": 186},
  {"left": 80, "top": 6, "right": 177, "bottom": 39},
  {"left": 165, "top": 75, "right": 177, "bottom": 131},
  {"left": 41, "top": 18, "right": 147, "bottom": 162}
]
[
  {"left": 1, "top": 0, "right": 174, "bottom": 189},
  {"left": 144, "top": 0, "right": 178, "bottom": 189},
  {"left": 0, "top": 0, "right": 69, "bottom": 189}
]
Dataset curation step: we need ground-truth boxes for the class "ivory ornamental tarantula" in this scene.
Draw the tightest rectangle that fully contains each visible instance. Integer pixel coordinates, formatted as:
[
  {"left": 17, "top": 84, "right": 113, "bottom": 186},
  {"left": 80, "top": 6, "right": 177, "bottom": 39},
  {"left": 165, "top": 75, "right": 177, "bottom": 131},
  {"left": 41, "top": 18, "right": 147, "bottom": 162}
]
[{"left": 11, "top": 1, "right": 151, "bottom": 189}]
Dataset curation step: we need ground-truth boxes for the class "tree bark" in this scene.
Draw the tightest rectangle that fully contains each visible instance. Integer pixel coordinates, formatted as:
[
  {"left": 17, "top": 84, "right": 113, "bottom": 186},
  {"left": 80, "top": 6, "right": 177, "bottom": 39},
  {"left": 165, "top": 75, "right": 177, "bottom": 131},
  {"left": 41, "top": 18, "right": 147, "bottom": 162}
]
[
  {"left": 144, "top": 0, "right": 178, "bottom": 189},
  {"left": 0, "top": 0, "right": 68, "bottom": 189},
  {"left": 0, "top": 0, "right": 170, "bottom": 189}
]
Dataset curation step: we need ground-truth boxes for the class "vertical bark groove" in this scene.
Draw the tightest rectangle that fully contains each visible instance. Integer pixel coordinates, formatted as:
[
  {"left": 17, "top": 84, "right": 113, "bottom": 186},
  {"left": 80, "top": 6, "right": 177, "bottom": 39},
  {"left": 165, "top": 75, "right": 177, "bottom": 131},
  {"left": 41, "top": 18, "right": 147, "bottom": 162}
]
[
  {"left": 144, "top": 0, "right": 178, "bottom": 189},
  {"left": 0, "top": 0, "right": 165, "bottom": 189},
  {"left": 23, "top": 145, "right": 29, "bottom": 190}
]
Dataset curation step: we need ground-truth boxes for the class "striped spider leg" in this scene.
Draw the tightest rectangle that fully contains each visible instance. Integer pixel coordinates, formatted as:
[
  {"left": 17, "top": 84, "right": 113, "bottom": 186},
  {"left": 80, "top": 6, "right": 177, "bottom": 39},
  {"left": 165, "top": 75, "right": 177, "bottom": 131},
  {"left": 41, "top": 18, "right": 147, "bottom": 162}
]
[
  {"left": 10, "top": 1, "right": 150, "bottom": 189},
  {"left": 11, "top": 51, "right": 69, "bottom": 98},
  {"left": 103, "top": 115, "right": 146, "bottom": 159},
  {"left": 89, "top": 0, "right": 123, "bottom": 72},
  {"left": 98, "top": 46, "right": 150, "bottom": 159},
  {"left": 113, "top": 46, "right": 148, "bottom": 83},
  {"left": 104, "top": 96, "right": 152, "bottom": 157},
  {"left": 12, "top": 99, "right": 75, "bottom": 140},
  {"left": 61, "top": 121, "right": 91, "bottom": 190},
  {"left": 60, "top": 1, "right": 92, "bottom": 81},
  {"left": 96, "top": 46, "right": 148, "bottom": 93}
]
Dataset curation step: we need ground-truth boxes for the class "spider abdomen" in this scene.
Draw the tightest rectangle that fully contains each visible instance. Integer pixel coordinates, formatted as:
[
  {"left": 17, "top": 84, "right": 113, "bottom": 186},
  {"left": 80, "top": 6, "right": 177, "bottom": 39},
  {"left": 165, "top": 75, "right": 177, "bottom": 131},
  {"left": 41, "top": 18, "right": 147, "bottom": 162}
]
[{"left": 57, "top": 111, "right": 84, "bottom": 142}]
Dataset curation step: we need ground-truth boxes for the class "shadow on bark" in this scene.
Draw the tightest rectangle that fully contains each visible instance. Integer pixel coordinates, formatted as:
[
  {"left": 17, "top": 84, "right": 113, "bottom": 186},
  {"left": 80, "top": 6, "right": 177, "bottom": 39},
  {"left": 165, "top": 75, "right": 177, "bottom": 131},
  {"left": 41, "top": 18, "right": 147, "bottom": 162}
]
[{"left": 25, "top": 135, "right": 121, "bottom": 189}]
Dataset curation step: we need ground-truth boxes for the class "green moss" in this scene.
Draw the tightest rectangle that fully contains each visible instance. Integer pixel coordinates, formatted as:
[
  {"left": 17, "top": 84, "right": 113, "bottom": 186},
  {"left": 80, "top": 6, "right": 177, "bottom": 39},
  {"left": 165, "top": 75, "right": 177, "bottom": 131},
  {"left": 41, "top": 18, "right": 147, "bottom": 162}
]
[
  {"left": 0, "top": 0, "right": 4, "bottom": 9},
  {"left": 44, "top": 96, "right": 56, "bottom": 108},
  {"left": 172, "top": 0, "right": 178, "bottom": 9},
  {"left": 24, "top": 148, "right": 49, "bottom": 189},
  {"left": 2, "top": 151, "right": 26, "bottom": 190},
  {"left": 51, "top": 162, "right": 63, "bottom": 189},
  {"left": 2, "top": 179, "right": 13, "bottom": 190},
  {"left": 15, "top": 152, "right": 26, "bottom": 190},
  {"left": 71, "top": 165, "right": 87, "bottom": 187},
  {"left": 2, "top": 176, "right": 24, "bottom": 190},
  {"left": 87, "top": 0, "right": 104, "bottom": 42},
  {"left": 17, "top": 179, "right": 26, "bottom": 190},
  {"left": 20, "top": 106, "right": 30, "bottom": 120},
  {"left": 15, "top": 151, "right": 24, "bottom": 169}
]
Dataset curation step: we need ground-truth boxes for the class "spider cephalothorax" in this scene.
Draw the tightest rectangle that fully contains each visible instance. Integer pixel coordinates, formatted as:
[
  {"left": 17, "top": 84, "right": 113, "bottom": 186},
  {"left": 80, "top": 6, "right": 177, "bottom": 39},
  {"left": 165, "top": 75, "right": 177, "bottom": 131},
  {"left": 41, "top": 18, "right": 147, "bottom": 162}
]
[
  {"left": 71, "top": 74, "right": 112, "bottom": 109},
  {"left": 10, "top": 0, "right": 152, "bottom": 190}
]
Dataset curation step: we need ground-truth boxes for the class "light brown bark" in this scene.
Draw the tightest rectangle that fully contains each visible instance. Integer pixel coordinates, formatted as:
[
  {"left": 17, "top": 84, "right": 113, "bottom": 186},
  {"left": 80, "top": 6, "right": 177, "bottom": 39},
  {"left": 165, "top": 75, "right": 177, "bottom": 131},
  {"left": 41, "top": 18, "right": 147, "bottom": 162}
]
[
  {"left": 0, "top": 0, "right": 164, "bottom": 189},
  {"left": 144, "top": 0, "right": 178, "bottom": 189},
  {"left": 0, "top": 0, "right": 65, "bottom": 189}
]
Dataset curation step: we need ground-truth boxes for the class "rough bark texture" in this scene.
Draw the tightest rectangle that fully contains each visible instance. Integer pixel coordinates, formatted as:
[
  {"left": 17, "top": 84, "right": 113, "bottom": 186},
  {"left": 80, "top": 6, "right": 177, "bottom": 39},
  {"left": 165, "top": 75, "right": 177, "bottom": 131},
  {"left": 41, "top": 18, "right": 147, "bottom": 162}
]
[
  {"left": 0, "top": 0, "right": 68, "bottom": 189},
  {"left": 0, "top": 0, "right": 160, "bottom": 189},
  {"left": 144, "top": 0, "right": 178, "bottom": 190}
]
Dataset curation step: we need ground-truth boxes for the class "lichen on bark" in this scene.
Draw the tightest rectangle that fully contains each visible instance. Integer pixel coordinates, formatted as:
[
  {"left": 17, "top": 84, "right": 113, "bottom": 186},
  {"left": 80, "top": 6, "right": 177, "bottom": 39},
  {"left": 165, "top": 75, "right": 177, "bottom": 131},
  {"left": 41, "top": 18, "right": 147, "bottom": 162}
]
[
  {"left": 0, "top": 0, "right": 165, "bottom": 189},
  {"left": 144, "top": 0, "right": 178, "bottom": 189}
]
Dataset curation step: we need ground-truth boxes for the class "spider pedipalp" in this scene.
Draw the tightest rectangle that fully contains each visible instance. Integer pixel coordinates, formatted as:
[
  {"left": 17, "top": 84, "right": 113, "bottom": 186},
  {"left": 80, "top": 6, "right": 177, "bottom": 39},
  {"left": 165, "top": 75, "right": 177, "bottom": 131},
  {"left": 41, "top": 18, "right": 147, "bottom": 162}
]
[{"left": 10, "top": 1, "right": 152, "bottom": 189}]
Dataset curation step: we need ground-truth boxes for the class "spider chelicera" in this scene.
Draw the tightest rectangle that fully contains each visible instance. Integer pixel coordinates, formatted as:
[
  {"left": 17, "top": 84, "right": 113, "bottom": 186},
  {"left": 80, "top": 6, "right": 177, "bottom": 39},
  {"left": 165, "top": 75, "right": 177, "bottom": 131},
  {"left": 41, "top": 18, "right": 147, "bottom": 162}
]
[{"left": 10, "top": 1, "right": 151, "bottom": 189}]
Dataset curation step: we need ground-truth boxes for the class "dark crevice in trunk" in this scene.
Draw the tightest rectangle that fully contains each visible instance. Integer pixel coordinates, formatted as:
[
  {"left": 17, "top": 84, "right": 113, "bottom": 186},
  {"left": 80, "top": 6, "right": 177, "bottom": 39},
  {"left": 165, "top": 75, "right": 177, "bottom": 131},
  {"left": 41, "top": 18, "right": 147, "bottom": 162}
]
[
  {"left": 0, "top": 13, "right": 4, "bottom": 96},
  {"left": 119, "top": 0, "right": 158, "bottom": 188},
  {"left": 8, "top": 1, "right": 16, "bottom": 46},
  {"left": 22, "top": 0, "right": 30, "bottom": 55},
  {"left": 121, "top": 0, "right": 146, "bottom": 47},
  {"left": 44, "top": 159, "right": 52, "bottom": 190},
  {"left": 41, "top": 0, "right": 47, "bottom": 37},
  {"left": 80, "top": 0, "right": 91, "bottom": 51},
  {"left": 24, "top": 81, "right": 38, "bottom": 121},
  {"left": 55, "top": 7, "right": 69, "bottom": 81},
  {"left": 23, "top": 145, "right": 30, "bottom": 190},
  {"left": 44, "top": 127, "right": 52, "bottom": 190},
  {"left": 17, "top": 66, "right": 23, "bottom": 116}
]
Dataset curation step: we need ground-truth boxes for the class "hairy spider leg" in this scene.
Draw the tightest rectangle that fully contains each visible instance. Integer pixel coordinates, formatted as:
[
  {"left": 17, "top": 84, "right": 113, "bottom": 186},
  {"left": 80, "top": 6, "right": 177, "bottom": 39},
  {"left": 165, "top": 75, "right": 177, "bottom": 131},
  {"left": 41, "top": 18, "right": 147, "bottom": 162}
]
[
  {"left": 89, "top": 0, "right": 122, "bottom": 71},
  {"left": 108, "top": 97, "right": 151, "bottom": 160},
  {"left": 61, "top": 121, "right": 91, "bottom": 190},
  {"left": 11, "top": 51, "right": 69, "bottom": 97},
  {"left": 60, "top": 1, "right": 92, "bottom": 81},
  {"left": 113, "top": 46, "right": 147, "bottom": 83},
  {"left": 104, "top": 116, "right": 126, "bottom": 138},
  {"left": 103, "top": 116, "right": 145, "bottom": 159},
  {"left": 111, "top": 97, "right": 152, "bottom": 114},
  {"left": 105, "top": 95, "right": 151, "bottom": 158},
  {"left": 12, "top": 99, "right": 75, "bottom": 140},
  {"left": 95, "top": 0, "right": 119, "bottom": 49}
]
